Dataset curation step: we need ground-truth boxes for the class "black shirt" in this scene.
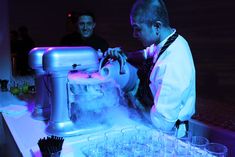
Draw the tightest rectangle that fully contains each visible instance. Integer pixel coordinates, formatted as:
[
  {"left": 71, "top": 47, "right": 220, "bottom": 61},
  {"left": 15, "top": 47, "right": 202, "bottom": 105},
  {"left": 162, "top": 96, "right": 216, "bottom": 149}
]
[{"left": 60, "top": 32, "right": 109, "bottom": 53}]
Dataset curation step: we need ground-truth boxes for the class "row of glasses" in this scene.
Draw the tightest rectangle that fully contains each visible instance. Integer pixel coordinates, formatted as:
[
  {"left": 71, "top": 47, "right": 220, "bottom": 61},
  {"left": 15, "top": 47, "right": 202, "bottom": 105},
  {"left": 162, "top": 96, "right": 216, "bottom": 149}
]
[
  {"left": 81, "top": 125, "right": 228, "bottom": 157},
  {"left": 84, "top": 126, "right": 159, "bottom": 157},
  {"left": 159, "top": 126, "right": 228, "bottom": 157},
  {"left": 168, "top": 128, "right": 228, "bottom": 157},
  {"left": 191, "top": 136, "right": 228, "bottom": 157}
]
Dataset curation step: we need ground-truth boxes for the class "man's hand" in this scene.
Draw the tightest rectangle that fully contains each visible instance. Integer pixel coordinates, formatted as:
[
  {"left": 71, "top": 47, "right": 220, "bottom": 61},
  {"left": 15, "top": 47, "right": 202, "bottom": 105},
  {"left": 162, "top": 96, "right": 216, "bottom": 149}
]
[
  {"left": 102, "top": 47, "right": 128, "bottom": 74},
  {"left": 104, "top": 47, "right": 127, "bottom": 63}
]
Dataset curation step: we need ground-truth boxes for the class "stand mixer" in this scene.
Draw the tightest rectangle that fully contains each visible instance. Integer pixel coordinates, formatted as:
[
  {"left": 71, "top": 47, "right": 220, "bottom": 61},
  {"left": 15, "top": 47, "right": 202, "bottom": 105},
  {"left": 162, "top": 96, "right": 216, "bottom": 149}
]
[
  {"left": 28, "top": 47, "right": 51, "bottom": 120},
  {"left": 29, "top": 46, "right": 138, "bottom": 136}
]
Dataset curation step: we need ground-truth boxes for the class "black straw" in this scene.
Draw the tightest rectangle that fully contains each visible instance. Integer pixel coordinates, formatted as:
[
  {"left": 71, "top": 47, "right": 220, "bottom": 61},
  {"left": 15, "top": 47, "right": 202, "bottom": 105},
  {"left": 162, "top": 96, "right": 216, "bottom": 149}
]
[{"left": 37, "top": 135, "right": 64, "bottom": 156}]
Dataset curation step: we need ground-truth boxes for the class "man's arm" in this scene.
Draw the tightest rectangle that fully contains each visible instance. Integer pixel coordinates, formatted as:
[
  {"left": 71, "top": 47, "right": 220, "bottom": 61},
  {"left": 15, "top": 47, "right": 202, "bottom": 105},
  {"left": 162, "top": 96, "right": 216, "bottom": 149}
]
[{"left": 125, "top": 50, "right": 145, "bottom": 66}]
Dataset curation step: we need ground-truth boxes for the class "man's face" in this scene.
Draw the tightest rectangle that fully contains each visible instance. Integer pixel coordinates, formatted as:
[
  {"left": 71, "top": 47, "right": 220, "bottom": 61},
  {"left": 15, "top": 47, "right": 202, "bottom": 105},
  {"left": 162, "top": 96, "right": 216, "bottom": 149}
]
[
  {"left": 77, "top": 15, "right": 96, "bottom": 38},
  {"left": 130, "top": 16, "right": 157, "bottom": 47}
]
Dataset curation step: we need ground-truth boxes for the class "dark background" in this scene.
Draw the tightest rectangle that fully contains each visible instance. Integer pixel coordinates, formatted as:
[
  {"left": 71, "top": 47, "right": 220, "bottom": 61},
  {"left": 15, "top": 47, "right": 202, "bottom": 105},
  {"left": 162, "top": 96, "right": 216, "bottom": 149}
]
[{"left": 8, "top": 0, "right": 235, "bottom": 103}]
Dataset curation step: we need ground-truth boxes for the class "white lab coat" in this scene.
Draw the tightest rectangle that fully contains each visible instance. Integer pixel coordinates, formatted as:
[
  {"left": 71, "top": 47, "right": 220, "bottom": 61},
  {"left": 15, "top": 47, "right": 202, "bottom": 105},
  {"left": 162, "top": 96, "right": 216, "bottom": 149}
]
[{"left": 144, "top": 30, "right": 196, "bottom": 131}]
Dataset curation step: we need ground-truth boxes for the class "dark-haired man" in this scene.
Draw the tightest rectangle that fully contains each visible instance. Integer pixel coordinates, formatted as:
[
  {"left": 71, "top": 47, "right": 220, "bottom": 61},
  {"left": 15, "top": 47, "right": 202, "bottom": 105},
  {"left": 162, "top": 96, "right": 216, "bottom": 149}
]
[
  {"left": 60, "top": 11, "right": 109, "bottom": 53},
  {"left": 105, "top": 0, "right": 195, "bottom": 133}
]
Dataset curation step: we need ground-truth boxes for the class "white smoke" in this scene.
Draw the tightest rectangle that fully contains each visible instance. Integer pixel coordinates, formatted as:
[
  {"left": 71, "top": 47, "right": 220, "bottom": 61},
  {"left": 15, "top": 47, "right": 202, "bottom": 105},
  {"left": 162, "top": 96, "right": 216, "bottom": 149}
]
[{"left": 68, "top": 71, "right": 150, "bottom": 128}]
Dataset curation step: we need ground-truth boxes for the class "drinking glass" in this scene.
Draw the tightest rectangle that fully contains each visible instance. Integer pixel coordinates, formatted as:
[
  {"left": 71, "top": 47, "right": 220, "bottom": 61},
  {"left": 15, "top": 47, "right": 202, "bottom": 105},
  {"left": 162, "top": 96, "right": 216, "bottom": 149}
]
[
  {"left": 104, "top": 130, "right": 122, "bottom": 153},
  {"left": 175, "top": 131, "right": 192, "bottom": 156},
  {"left": 191, "top": 136, "right": 209, "bottom": 149},
  {"left": 121, "top": 127, "right": 136, "bottom": 150},
  {"left": 85, "top": 134, "right": 108, "bottom": 157},
  {"left": 205, "top": 143, "right": 228, "bottom": 157},
  {"left": 135, "top": 125, "right": 149, "bottom": 144},
  {"left": 191, "top": 136, "right": 209, "bottom": 157},
  {"left": 145, "top": 128, "right": 162, "bottom": 156},
  {"left": 133, "top": 143, "right": 150, "bottom": 157},
  {"left": 160, "top": 127, "right": 177, "bottom": 156}
]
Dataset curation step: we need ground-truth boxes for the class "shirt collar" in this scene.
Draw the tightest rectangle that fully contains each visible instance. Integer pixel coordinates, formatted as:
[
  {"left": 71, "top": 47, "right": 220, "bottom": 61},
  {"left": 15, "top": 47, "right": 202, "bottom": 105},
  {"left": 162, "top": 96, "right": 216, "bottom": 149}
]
[{"left": 153, "top": 29, "right": 176, "bottom": 63}]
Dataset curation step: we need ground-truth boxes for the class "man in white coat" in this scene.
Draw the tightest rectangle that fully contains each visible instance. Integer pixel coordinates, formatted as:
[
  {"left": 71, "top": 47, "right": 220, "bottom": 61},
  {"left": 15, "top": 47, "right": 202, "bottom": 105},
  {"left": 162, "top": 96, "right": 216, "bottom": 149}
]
[{"left": 105, "top": 0, "right": 195, "bottom": 134}]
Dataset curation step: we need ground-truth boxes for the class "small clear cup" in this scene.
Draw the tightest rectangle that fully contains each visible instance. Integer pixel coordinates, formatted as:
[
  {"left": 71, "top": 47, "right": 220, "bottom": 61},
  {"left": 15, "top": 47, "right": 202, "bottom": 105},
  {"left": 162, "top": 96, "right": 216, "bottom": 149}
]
[
  {"left": 104, "top": 130, "right": 122, "bottom": 152},
  {"left": 133, "top": 143, "right": 150, "bottom": 157},
  {"left": 205, "top": 143, "right": 228, "bottom": 157},
  {"left": 190, "top": 136, "right": 209, "bottom": 157},
  {"left": 175, "top": 131, "right": 192, "bottom": 156},
  {"left": 85, "top": 134, "right": 107, "bottom": 157},
  {"left": 135, "top": 125, "right": 149, "bottom": 144},
  {"left": 159, "top": 126, "right": 177, "bottom": 156},
  {"left": 146, "top": 128, "right": 162, "bottom": 156},
  {"left": 121, "top": 126, "right": 138, "bottom": 149}
]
